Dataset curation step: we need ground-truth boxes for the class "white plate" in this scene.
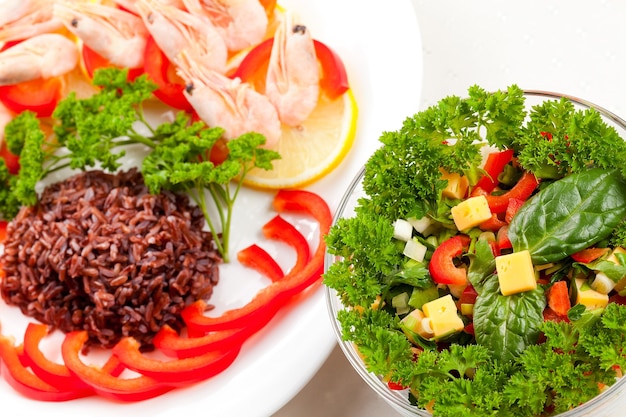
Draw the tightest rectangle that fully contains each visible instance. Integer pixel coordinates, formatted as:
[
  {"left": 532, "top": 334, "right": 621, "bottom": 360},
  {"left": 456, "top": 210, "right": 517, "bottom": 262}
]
[{"left": 0, "top": 0, "right": 423, "bottom": 415}]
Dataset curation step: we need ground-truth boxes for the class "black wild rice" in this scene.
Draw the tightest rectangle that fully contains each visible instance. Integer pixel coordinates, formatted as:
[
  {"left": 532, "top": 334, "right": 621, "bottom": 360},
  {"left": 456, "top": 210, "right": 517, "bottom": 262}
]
[{"left": 0, "top": 168, "right": 220, "bottom": 349}]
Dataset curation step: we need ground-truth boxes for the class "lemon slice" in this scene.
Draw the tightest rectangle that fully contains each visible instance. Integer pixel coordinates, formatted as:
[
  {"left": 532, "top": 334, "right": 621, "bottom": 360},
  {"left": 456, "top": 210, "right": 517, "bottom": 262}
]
[{"left": 243, "top": 89, "right": 358, "bottom": 190}]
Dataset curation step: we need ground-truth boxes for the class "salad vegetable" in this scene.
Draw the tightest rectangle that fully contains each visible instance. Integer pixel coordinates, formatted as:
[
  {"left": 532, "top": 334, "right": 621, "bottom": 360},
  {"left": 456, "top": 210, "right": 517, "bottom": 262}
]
[{"left": 325, "top": 85, "right": 626, "bottom": 416}]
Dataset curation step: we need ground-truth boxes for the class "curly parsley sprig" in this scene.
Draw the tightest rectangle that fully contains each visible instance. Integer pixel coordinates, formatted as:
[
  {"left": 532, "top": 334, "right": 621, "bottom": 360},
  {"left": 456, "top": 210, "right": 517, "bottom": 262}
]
[{"left": 0, "top": 68, "right": 280, "bottom": 262}]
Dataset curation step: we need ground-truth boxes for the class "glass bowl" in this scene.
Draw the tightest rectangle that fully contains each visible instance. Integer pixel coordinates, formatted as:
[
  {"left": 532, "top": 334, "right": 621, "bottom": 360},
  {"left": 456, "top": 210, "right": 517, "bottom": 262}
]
[{"left": 324, "top": 91, "right": 626, "bottom": 417}]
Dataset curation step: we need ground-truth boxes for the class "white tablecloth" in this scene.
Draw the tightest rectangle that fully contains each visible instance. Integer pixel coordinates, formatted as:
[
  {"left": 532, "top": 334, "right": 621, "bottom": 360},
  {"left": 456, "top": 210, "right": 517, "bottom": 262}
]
[{"left": 273, "top": 1, "right": 626, "bottom": 416}]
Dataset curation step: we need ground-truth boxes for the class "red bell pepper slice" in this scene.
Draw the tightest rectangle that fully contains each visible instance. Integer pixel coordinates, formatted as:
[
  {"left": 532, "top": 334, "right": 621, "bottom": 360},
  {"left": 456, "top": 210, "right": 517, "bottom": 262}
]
[
  {"left": 504, "top": 197, "right": 525, "bottom": 224},
  {"left": 475, "top": 149, "right": 514, "bottom": 193},
  {"left": 497, "top": 225, "right": 512, "bottom": 251},
  {"left": 547, "top": 281, "right": 571, "bottom": 317},
  {"left": 183, "top": 189, "right": 331, "bottom": 333},
  {"left": 0, "top": 220, "right": 7, "bottom": 242},
  {"left": 153, "top": 325, "right": 253, "bottom": 359},
  {"left": 232, "top": 38, "right": 350, "bottom": 99},
  {"left": 237, "top": 244, "right": 284, "bottom": 282},
  {"left": 22, "top": 323, "right": 92, "bottom": 392},
  {"left": 262, "top": 214, "right": 311, "bottom": 273},
  {"left": 429, "top": 235, "right": 471, "bottom": 286},
  {"left": 112, "top": 336, "right": 240, "bottom": 385},
  {"left": 0, "top": 333, "right": 91, "bottom": 401},
  {"left": 479, "top": 214, "right": 507, "bottom": 232},
  {"left": 472, "top": 171, "right": 539, "bottom": 214},
  {"left": 61, "top": 330, "right": 172, "bottom": 402},
  {"left": 571, "top": 247, "right": 610, "bottom": 263}
]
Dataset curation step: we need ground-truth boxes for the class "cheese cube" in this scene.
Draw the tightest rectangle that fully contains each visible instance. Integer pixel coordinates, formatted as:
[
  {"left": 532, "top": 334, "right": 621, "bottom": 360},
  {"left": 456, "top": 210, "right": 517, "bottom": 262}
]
[
  {"left": 495, "top": 250, "right": 537, "bottom": 296},
  {"left": 450, "top": 195, "right": 492, "bottom": 231},
  {"left": 422, "top": 294, "right": 465, "bottom": 339},
  {"left": 440, "top": 169, "right": 470, "bottom": 199},
  {"left": 575, "top": 278, "right": 609, "bottom": 310}
]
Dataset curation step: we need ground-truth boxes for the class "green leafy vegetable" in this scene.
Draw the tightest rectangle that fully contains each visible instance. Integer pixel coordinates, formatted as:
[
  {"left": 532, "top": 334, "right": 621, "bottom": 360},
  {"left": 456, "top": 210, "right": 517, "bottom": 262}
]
[
  {"left": 473, "top": 276, "right": 546, "bottom": 362},
  {"left": 509, "top": 168, "right": 626, "bottom": 264},
  {"left": 0, "top": 68, "right": 280, "bottom": 262}
]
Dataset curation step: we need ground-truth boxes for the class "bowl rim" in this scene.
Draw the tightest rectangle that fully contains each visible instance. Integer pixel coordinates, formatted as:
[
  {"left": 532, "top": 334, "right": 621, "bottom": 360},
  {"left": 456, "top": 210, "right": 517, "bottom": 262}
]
[{"left": 324, "top": 90, "right": 626, "bottom": 416}]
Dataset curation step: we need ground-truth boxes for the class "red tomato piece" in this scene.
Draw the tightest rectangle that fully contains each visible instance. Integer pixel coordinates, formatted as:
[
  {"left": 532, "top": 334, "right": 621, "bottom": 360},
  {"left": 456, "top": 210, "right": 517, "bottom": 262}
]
[
  {"left": 458, "top": 284, "right": 479, "bottom": 305},
  {"left": 208, "top": 137, "right": 229, "bottom": 165},
  {"left": 0, "top": 77, "right": 63, "bottom": 117},
  {"left": 571, "top": 247, "right": 610, "bottom": 264},
  {"left": 497, "top": 225, "right": 512, "bottom": 251},
  {"left": 0, "top": 138, "right": 20, "bottom": 174},
  {"left": 82, "top": 44, "right": 143, "bottom": 81},
  {"left": 429, "top": 235, "right": 471, "bottom": 286},
  {"left": 475, "top": 149, "right": 514, "bottom": 193},
  {"left": 142, "top": 36, "right": 192, "bottom": 111},
  {"left": 232, "top": 38, "right": 350, "bottom": 99},
  {"left": 547, "top": 281, "right": 571, "bottom": 317}
]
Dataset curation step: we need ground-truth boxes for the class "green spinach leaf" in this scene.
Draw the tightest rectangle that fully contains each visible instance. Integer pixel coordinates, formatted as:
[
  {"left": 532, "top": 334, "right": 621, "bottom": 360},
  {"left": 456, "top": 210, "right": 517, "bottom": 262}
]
[
  {"left": 473, "top": 276, "right": 546, "bottom": 362},
  {"left": 509, "top": 168, "right": 626, "bottom": 264}
]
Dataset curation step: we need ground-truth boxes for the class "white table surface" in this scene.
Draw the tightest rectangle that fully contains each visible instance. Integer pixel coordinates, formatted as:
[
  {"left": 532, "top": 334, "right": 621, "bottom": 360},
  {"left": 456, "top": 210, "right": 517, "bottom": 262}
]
[{"left": 273, "top": 1, "right": 626, "bottom": 416}]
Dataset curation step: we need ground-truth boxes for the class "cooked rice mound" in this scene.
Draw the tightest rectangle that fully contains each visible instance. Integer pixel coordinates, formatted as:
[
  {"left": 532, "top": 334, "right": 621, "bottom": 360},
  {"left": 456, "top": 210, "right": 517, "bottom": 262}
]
[{"left": 0, "top": 169, "right": 220, "bottom": 349}]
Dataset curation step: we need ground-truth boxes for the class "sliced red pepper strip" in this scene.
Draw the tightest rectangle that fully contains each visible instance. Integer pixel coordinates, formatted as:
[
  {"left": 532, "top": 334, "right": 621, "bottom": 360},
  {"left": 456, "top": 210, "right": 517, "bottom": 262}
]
[
  {"left": 571, "top": 247, "right": 610, "bottom": 263},
  {"left": 429, "top": 235, "right": 471, "bottom": 285},
  {"left": 237, "top": 244, "right": 284, "bottom": 282},
  {"left": 475, "top": 149, "right": 514, "bottom": 193},
  {"left": 153, "top": 325, "right": 255, "bottom": 359},
  {"left": 478, "top": 214, "right": 507, "bottom": 232},
  {"left": 61, "top": 331, "right": 172, "bottom": 402},
  {"left": 504, "top": 197, "right": 525, "bottom": 223},
  {"left": 22, "top": 323, "right": 92, "bottom": 392},
  {"left": 497, "top": 225, "right": 512, "bottom": 251},
  {"left": 262, "top": 214, "right": 311, "bottom": 273},
  {"left": 183, "top": 190, "right": 331, "bottom": 333},
  {"left": 0, "top": 334, "right": 91, "bottom": 401},
  {"left": 112, "top": 337, "right": 240, "bottom": 385},
  {"left": 472, "top": 171, "right": 539, "bottom": 214}
]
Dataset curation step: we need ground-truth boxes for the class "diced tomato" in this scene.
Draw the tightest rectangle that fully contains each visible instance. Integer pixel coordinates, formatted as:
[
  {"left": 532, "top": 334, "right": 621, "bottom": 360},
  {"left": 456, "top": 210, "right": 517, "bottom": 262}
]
[
  {"left": 0, "top": 77, "right": 63, "bottom": 117},
  {"left": 232, "top": 38, "right": 350, "bottom": 99},
  {"left": 0, "top": 138, "right": 19, "bottom": 174},
  {"left": 547, "top": 281, "right": 571, "bottom": 317},
  {"left": 387, "top": 380, "right": 406, "bottom": 390},
  {"left": 458, "top": 284, "right": 479, "bottom": 305},
  {"left": 542, "top": 306, "right": 570, "bottom": 323},
  {"left": 571, "top": 247, "right": 610, "bottom": 264},
  {"left": 142, "top": 36, "right": 192, "bottom": 111},
  {"left": 463, "top": 322, "right": 475, "bottom": 336},
  {"left": 609, "top": 293, "right": 626, "bottom": 305},
  {"left": 475, "top": 149, "right": 514, "bottom": 193},
  {"left": 429, "top": 235, "right": 470, "bottom": 286},
  {"left": 208, "top": 137, "right": 229, "bottom": 165},
  {"left": 82, "top": 44, "right": 143, "bottom": 81}
]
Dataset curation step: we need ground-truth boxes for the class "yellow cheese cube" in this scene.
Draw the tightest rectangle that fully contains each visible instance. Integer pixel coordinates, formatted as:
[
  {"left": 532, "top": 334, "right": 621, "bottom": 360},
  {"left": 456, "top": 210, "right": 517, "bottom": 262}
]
[
  {"left": 495, "top": 250, "right": 537, "bottom": 296},
  {"left": 440, "top": 169, "right": 470, "bottom": 199},
  {"left": 450, "top": 195, "right": 492, "bottom": 231},
  {"left": 422, "top": 294, "right": 465, "bottom": 339},
  {"left": 575, "top": 278, "right": 609, "bottom": 310}
]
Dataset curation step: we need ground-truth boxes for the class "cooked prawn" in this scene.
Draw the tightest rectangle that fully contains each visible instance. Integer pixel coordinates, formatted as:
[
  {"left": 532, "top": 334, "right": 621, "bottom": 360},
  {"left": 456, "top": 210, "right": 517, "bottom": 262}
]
[
  {"left": 0, "top": 0, "right": 64, "bottom": 44},
  {"left": 136, "top": 0, "right": 227, "bottom": 74},
  {"left": 53, "top": 0, "right": 148, "bottom": 69},
  {"left": 0, "top": 33, "right": 79, "bottom": 86},
  {"left": 111, "top": 0, "right": 185, "bottom": 15},
  {"left": 176, "top": 51, "right": 281, "bottom": 148},
  {"left": 181, "top": 0, "right": 268, "bottom": 53},
  {"left": 264, "top": 12, "right": 319, "bottom": 127}
]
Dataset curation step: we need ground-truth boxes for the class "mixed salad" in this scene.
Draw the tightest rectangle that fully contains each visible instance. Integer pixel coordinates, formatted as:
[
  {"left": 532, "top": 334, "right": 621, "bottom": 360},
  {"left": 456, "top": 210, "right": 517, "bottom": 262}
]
[{"left": 324, "top": 85, "right": 626, "bottom": 416}]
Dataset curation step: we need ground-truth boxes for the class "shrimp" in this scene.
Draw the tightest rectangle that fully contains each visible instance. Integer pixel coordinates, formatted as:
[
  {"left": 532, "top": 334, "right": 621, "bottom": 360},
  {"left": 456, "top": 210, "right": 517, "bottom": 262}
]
[
  {"left": 181, "top": 0, "right": 268, "bottom": 53},
  {"left": 176, "top": 50, "right": 281, "bottom": 148},
  {"left": 111, "top": 0, "right": 184, "bottom": 15},
  {"left": 264, "top": 12, "right": 319, "bottom": 127},
  {"left": 0, "top": 33, "right": 79, "bottom": 86},
  {"left": 0, "top": 0, "right": 64, "bottom": 44},
  {"left": 136, "top": 0, "right": 227, "bottom": 74},
  {"left": 53, "top": 0, "right": 148, "bottom": 69}
]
